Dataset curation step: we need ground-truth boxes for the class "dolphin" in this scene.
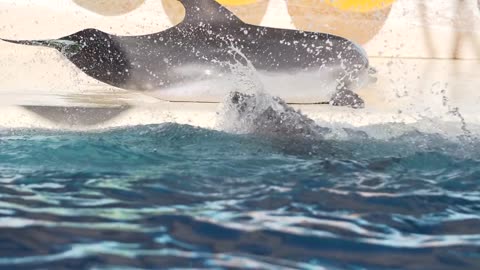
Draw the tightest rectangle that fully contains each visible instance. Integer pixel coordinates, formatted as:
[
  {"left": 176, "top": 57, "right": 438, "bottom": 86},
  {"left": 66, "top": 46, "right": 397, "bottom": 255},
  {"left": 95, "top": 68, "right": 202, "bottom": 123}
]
[
  {"left": 226, "top": 91, "right": 328, "bottom": 138},
  {"left": 1, "top": 0, "right": 374, "bottom": 107},
  {"left": 222, "top": 91, "right": 360, "bottom": 156},
  {"left": 222, "top": 91, "right": 369, "bottom": 156}
]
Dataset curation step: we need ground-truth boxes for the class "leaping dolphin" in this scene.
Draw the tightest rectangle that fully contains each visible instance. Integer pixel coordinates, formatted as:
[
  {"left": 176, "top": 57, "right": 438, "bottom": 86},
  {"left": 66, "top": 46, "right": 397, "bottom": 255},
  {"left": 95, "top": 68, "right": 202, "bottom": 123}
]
[{"left": 1, "top": 0, "right": 375, "bottom": 108}]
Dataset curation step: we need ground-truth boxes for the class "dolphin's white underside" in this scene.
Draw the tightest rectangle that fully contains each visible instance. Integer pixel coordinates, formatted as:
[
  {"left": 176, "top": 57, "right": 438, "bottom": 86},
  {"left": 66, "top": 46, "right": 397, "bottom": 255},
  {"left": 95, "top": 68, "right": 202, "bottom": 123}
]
[{"left": 148, "top": 64, "right": 372, "bottom": 103}]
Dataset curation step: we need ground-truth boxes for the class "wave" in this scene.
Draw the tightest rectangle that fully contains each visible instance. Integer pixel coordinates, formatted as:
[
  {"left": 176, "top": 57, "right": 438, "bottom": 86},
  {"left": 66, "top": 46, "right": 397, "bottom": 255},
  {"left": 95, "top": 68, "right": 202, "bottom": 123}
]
[{"left": 1, "top": 100, "right": 480, "bottom": 269}]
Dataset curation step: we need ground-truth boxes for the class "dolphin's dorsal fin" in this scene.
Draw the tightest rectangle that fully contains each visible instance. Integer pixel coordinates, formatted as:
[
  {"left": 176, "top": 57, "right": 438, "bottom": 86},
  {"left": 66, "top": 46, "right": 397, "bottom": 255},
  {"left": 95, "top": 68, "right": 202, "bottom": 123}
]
[{"left": 179, "top": 0, "right": 243, "bottom": 25}]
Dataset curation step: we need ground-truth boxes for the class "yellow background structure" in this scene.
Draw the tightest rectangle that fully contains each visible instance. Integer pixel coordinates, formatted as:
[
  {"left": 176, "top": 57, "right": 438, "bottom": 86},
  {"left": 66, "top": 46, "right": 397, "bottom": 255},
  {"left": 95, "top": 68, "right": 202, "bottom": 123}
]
[{"left": 323, "top": 0, "right": 396, "bottom": 12}]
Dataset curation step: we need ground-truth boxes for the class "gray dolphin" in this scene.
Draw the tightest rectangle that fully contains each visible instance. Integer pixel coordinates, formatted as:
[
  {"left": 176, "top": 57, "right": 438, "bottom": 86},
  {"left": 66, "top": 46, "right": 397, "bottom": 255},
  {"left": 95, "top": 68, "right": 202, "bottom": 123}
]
[
  {"left": 223, "top": 91, "right": 365, "bottom": 156},
  {"left": 227, "top": 91, "right": 327, "bottom": 138},
  {"left": 223, "top": 91, "right": 369, "bottom": 155},
  {"left": 2, "top": 0, "right": 374, "bottom": 107}
]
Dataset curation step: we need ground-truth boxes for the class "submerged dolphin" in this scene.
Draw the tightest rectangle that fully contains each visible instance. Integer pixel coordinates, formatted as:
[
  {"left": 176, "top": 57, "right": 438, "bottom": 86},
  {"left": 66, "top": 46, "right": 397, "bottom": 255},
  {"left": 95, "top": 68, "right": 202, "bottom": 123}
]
[
  {"left": 223, "top": 91, "right": 368, "bottom": 151},
  {"left": 227, "top": 91, "right": 327, "bottom": 138},
  {"left": 2, "top": 0, "right": 374, "bottom": 107},
  {"left": 223, "top": 91, "right": 369, "bottom": 156}
]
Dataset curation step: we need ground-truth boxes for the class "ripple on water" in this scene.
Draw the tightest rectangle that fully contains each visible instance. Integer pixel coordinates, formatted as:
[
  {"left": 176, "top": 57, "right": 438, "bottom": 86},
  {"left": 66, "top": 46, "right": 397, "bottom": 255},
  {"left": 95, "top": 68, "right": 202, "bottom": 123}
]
[{"left": 0, "top": 123, "right": 479, "bottom": 269}]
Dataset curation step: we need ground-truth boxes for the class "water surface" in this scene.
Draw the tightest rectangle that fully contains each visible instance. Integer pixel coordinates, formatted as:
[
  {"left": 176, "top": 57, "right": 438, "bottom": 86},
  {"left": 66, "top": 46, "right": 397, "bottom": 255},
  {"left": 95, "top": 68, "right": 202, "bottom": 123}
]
[{"left": 0, "top": 123, "right": 479, "bottom": 269}]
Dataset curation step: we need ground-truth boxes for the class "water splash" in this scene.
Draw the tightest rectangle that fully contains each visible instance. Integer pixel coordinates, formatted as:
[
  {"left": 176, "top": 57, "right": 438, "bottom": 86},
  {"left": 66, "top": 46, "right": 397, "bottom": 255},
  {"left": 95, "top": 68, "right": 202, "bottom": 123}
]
[
  {"left": 217, "top": 91, "right": 327, "bottom": 138},
  {"left": 225, "top": 44, "right": 265, "bottom": 95}
]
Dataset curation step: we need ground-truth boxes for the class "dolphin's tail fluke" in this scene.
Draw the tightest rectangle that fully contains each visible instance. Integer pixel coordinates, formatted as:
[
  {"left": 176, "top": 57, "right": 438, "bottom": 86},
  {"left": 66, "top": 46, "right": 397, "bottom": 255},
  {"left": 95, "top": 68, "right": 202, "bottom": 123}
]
[
  {"left": 0, "top": 38, "right": 58, "bottom": 48},
  {"left": 1, "top": 39, "right": 63, "bottom": 52},
  {"left": 1, "top": 38, "right": 84, "bottom": 57},
  {"left": 1, "top": 39, "right": 50, "bottom": 46}
]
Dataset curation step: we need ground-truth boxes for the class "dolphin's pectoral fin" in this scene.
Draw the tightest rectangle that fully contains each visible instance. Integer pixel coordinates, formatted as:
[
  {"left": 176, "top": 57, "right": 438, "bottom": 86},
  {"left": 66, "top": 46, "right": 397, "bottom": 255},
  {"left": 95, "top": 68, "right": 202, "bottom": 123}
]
[{"left": 330, "top": 89, "right": 365, "bottom": 109}]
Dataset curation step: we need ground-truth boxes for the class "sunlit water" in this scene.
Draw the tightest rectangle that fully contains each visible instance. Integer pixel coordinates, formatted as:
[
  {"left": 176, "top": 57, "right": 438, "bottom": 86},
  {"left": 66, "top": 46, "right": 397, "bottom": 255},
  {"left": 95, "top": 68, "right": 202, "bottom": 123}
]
[{"left": 0, "top": 118, "right": 479, "bottom": 269}]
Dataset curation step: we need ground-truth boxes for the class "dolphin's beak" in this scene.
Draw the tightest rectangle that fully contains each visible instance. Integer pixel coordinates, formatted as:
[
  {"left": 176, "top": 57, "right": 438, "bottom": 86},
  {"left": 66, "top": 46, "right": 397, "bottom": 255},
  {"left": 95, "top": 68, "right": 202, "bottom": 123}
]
[{"left": 1, "top": 38, "right": 83, "bottom": 56}]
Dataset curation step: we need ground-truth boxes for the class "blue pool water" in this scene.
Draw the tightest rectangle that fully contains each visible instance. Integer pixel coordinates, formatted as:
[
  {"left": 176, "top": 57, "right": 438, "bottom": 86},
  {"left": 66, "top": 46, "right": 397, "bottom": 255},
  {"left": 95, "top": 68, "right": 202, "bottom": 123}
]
[{"left": 0, "top": 123, "right": 479, "bottom": 269}]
